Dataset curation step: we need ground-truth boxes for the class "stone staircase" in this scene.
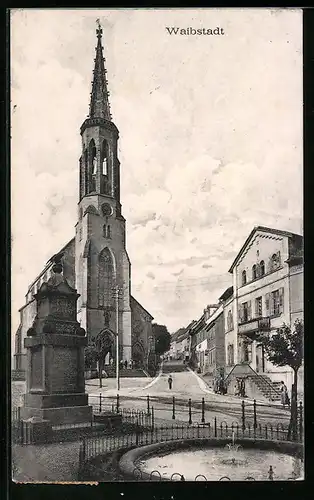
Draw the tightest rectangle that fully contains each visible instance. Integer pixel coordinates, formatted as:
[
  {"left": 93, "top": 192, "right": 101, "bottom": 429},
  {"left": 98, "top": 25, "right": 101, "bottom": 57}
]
[
  {"left": 247, "top": 374, "right": 282, "bottom": 402},
  {"left": 225, "top": 364, "right": 282, "bottom": 402},
  {"left": 162, "top": 361, "right": 187, "bottom": 373},
  {"left": 104, "top": 367, "right": 148, "bottom": 378}
]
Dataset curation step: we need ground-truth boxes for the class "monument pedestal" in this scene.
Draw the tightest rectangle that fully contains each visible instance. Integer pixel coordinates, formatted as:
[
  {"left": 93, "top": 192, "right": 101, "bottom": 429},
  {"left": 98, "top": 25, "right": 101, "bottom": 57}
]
[
  {"left": 21, "top": 261, "right": 92, "bottom": 428},
  {"left": 21, "top": 405, "right": 92, "bottom": 426},
  {"left": 21, "top": 418, "right": 53, "bottom": 444}
]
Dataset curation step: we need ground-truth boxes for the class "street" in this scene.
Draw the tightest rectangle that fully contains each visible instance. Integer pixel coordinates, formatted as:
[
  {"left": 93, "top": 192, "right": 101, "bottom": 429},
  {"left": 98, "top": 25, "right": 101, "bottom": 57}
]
[
  {"left": 11, "top": 361, "right": 294, "bottom": 483},
  {"left": 85, "top": 361, "right": 291, "bottom": 427}
]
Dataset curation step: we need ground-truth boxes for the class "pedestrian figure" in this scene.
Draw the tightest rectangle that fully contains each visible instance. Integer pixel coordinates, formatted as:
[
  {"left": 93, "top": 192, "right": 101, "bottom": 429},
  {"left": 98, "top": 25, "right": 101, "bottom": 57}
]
[
  {"left": 129, "top": 359, "right": 132, "bottom": 369},
  {"left": 280, "top": 381, "right": 289, "bottom": 408},
  {"left": 233, "top": 382, "right": 238, "bottom": 396},
  {"left": 214, "top": 378, "right": 219, "bottom": 393},
  {"left": 240, "top": 378, "right": 246, "bottom": 398},
  {"left": 168, "top": 375, "right": 173, "bottom": 390},
  {"left": 124, "top": 359, "right": 128, "bottom": 370}
]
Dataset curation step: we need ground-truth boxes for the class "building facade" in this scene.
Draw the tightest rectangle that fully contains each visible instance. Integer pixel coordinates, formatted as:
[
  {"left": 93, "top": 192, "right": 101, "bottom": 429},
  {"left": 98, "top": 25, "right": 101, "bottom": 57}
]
[
  {"left": 13, "top": 25, "right": 154, "bottom": 376},
  {"left": 189, "top": 305, "right": 225, "bottom": 376},
  {"left": 225, "top": 226, "right": 303, "bottom": 390}
]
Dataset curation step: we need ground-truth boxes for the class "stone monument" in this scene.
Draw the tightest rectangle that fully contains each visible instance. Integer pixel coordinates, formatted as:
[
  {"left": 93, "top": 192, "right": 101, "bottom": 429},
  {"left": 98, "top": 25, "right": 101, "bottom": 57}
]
[{"left": 21, "top": 256, "right": 92, "bottom": 427}]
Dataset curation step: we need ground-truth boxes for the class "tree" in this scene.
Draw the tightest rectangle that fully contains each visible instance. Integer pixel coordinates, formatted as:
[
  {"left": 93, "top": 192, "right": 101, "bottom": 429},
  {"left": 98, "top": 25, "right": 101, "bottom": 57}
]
[
  {"left": 152, "top": 323, "right": 171, "bottom": 356},
  {"left": 85, "top": 338, "right": 98, "bottom": 371},
  {"left": 260, "top": 319, "right": 303, "bottom": 440},
  {"left": 85, "top": 333, "right": 114, "bottom": 388}
]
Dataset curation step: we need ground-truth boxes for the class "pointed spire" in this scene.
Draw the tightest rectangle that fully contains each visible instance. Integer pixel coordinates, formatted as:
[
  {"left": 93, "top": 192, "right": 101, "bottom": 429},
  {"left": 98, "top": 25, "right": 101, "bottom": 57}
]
[{"left": 89, "top": 21, "right": 112, "bottom": 121}]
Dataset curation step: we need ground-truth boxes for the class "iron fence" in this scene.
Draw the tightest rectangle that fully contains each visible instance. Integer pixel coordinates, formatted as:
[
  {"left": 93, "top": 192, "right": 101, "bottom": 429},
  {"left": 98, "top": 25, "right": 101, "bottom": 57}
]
[
  {"left": 11, "top": 404, "right": 151, "bottom": 445},
  {"left": 131, "top": 394, "right": 302, "bottom": 432},
  {"left": 79, "top": 417, "right": 301, "bottom": 468},
  {"left": 130, "top": 465, "right": 293, "bottom": 482}
]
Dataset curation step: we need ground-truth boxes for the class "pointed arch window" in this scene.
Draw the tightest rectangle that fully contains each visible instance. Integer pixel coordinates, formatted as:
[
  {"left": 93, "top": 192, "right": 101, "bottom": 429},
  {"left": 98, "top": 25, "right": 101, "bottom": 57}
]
[
  {"left": 242, "top": 270, "right": 247, "bottom": 286},
  {"left": 88, "top": 139, "right": 97, "bottom": 193},
  {"left": 103, "top": 224, "right": 111, "bottom": 239},
  {"left": 84, "top": 149, "right": 88, "bottom": 195},
  {"left": 100, "top": 139, "right": 110, "bottom": 194},
  {"left": 98, "top": 248, "right": 114, "bottom": 308}
]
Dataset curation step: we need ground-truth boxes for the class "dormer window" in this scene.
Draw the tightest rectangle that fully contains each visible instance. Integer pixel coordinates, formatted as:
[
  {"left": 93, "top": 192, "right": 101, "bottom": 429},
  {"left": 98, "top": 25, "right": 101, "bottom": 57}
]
[
  {"left": 242, "top": 270, "right": 247, "bottom": 286},
  {"left": 252, "top": 264, "right": 257, "bottom": 280}
]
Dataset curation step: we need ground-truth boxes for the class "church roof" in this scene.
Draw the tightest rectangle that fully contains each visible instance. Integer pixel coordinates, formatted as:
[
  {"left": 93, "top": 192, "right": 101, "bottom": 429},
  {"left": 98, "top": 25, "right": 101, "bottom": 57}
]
[
  {"left": 89, "top": 22, "right": 112, "bottom": 121},
  {"left": 130, "top": 296, "right": 154, "bottom": 320},
  {"left": 27, "top": 237, "right": 75, "bottom": 293}
]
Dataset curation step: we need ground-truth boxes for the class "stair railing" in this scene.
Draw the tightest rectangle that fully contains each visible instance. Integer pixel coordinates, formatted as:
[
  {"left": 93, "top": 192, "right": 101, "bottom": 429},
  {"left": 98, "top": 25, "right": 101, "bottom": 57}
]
[{"left": 224, "top": 363, "right": 281, "bottom": 398}]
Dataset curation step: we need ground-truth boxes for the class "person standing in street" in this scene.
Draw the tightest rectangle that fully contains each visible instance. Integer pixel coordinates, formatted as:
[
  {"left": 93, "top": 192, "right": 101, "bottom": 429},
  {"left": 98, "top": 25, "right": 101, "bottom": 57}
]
[
  {"left": 280, "top": 381, "right": 289, "bottom": 409},
  {"left": 168, "top": 374, "right": 173, "bottom": 390}
]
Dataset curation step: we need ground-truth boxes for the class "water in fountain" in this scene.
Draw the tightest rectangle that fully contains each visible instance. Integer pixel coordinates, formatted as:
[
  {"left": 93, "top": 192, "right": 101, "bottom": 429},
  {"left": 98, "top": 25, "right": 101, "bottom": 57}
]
[{"left": 221, "top": 431, "right": 247, "bottom": 466}]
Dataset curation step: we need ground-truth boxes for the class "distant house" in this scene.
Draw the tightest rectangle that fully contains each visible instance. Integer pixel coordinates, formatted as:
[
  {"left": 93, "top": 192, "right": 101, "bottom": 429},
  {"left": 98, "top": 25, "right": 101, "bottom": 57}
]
[{"left": 189, "top": 305, "right": 225, "bottom": 377}]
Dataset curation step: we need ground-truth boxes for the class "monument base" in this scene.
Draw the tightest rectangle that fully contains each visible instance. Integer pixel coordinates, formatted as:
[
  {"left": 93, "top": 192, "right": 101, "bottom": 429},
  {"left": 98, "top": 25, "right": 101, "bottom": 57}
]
[
  {"left": 20, "top": 405, "right": 93, "bottom": 426},
  {"left": 21, "top": 418, "right": 53, "bottom": 444}
]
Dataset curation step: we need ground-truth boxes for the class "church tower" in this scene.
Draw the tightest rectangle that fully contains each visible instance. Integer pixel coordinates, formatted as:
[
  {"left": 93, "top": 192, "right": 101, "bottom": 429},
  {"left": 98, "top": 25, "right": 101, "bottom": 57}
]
[{"left": 75, "top": 23, "right": 132, "bottom": 362}]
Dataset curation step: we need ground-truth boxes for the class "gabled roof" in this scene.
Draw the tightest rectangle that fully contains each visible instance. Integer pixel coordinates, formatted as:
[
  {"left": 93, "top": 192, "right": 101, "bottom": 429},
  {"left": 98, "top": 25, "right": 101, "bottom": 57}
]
[
  {"left": 170, "top": 327, "right": 186, "bottom": 342},
  {"left": 130, "top": 296, "right": 154, "bottom": 320},
  {"left": 218, "top": 286, "right": 234, "bottom": 302},
  {"left": 27, "top": 237, "right": 75, "bottom": 293},
  {"left": 189, "top": 314, "right": 206, "bottom": 336},
  {"left": 228, "top": 226, "right": 302, "bottom": 273}
]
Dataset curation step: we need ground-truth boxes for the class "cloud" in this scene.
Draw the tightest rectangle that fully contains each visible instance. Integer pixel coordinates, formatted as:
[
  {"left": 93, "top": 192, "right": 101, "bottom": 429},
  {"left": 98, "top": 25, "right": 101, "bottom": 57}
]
[{"left": 11, "top": 9, "right": 302, "bottom": 339}]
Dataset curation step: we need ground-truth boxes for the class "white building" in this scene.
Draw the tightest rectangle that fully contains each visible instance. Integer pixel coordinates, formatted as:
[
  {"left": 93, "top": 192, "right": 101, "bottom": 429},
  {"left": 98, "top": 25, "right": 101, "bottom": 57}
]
[
  {"left": 189, "top": 305, "right": 225, "bottom": 376},
  {"left": 168, "top": 325, "right": 193, "bottom": 361},
  {"left": 224, "top": 226, "right": 303, "bottom": 394}
]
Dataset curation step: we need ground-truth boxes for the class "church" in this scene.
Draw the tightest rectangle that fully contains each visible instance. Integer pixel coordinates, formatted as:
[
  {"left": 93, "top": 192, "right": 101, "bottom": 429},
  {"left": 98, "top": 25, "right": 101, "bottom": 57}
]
[{"left": 13, "top": 24, "right": 156, "bottom": 379}]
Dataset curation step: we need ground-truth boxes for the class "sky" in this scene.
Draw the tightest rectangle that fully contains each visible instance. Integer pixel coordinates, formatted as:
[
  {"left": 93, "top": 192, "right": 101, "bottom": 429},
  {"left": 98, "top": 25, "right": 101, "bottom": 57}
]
[{"left": 11, "top": 8, "right": 303, "bottom": 342}]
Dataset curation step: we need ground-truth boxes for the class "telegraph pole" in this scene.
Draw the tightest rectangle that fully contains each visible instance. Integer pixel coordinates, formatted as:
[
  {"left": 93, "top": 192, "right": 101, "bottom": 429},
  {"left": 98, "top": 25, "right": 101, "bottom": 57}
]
[{"left": 114, "top": 285, "right": 120, "bottom": 392}]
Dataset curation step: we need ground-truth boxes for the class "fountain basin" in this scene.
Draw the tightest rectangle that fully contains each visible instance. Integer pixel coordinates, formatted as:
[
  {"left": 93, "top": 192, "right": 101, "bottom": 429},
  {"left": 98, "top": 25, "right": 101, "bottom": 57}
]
[{"left": 118, "top": 438, "right": 303, "bottom": 481}]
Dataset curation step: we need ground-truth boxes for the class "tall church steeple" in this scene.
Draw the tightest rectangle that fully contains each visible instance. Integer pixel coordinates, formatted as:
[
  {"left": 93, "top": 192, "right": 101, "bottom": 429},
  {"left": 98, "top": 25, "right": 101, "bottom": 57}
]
[
  {"left": 89, "top": 21, "right": 112, "bottom": 121},
  {"left": 79, "top": 22, "right": 121, "bottom": 205}
]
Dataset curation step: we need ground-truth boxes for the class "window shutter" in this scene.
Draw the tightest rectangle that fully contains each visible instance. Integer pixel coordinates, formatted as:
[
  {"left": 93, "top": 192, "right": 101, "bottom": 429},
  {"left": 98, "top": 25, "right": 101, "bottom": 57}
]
[
  {"left": 247, "top": 300, "right": 252, "bottom": 320},
  {"left": 255, "top": 298, "right": 258, "bottom": 317},
  {"left": 279, "top": 287, "right": 284, "bottom": 313},
  {"left": 277, "top": 251, "right": 281, "bottom": 266},
  {"left": 268, "top": 256, "right": 273, "bottom": 273},
  {"left": 265, "top": 293, "right": 270, "bottom": 315},
  {"left": 238, "top": 305, "right": 243, "bottom": 324},
  {"left": 269, "top": 292, "right": 274, "bottom": 316}
]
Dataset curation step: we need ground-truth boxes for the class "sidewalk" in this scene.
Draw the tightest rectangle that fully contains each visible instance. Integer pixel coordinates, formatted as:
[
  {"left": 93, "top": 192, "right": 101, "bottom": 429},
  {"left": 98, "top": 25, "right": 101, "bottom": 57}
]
[
  {"left": 12, "top": 441, "right": 81, "bottom": 483},
  {"left": 189, "top": 368, "right": 292, "bottom": 412}
]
